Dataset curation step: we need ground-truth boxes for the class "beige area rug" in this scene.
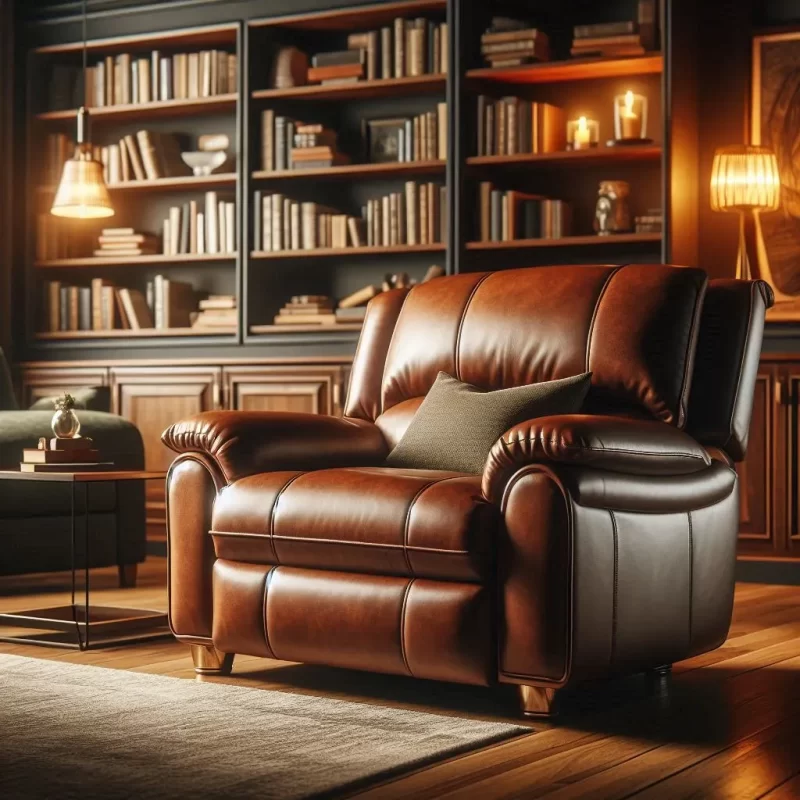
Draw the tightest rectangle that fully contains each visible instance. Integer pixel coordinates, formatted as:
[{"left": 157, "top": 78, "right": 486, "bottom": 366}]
[{"left": 0, "top": 654, "right": 527, "bottom": 799}]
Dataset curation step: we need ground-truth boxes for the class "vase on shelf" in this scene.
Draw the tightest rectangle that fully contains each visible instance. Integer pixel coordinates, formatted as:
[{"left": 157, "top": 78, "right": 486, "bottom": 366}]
[{"left": 51, "top": 393, "right": 81, "bottom": 439}]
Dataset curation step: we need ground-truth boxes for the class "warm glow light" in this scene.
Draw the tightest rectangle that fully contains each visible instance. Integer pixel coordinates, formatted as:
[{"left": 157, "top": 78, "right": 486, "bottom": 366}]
[
  {"left": 710, "top": 145, "right": 781, "bottom": 213},
  {"left": 51, "top": 147, "right": 114, "bottom": 219},
  {"left": 578, "top": 116, "right": 588, "bottom": 131},
  {"left": 623, "top": 91, "right": 635, "bottom": 117}
]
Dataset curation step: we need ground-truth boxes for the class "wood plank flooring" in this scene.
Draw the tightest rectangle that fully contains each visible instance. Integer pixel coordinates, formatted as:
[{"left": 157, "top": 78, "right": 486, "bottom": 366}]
[{"left": 1, "top": 558, "right": 799, "bottom": 798}]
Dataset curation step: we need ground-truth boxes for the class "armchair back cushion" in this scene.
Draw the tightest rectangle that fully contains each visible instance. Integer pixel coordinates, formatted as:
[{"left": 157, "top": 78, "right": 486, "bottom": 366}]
[{"left": 346, "top": 265, "right": 708, "bottom": 444}]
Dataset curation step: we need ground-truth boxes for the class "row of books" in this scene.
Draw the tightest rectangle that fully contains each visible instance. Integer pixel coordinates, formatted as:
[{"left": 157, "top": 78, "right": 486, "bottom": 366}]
[
  {"left": 42, "top": 276, "right": 192, "bottom": 332},
  {"left": 306, "top": 16, "right": 448, "bottom": 85},
  {"left": 252, "top": 182, "right": 446, "bottom": 252},
  {"left": 479, "top": 184, "right": 571, "bottom": 241},
  {"left": 368, "top": 106, "right": 447, "bottom": 163},
  {"left": 479, "top": 18, "right": 550, "bottom": 68},
  {"left": 476, "top": 97, "right": 565, "bottom": 157},
  {"left": 364, "top": 183, "right": 447, "bottom": 248},
  {"left": 48, "top": 49, "right": 237, "bottom": 111},
  {"left": 94, "top": 228, "right": 157, "bottom": 258},
  {"left": 162, "top": 194, "right": 237, "bottom": 256},
  {"left": 260, "top": 113, "right": 348, "bottom": 171}
]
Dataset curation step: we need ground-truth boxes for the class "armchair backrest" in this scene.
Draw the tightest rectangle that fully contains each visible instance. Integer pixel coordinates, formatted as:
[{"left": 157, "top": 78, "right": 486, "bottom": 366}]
[{"left": 345, "top": 264, "right": 710, "bottom": 447}]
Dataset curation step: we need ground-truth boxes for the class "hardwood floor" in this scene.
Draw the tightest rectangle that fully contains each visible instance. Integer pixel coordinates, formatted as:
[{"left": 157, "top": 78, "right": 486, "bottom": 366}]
[{"left": 1, "top": 558, "right": 799, "bottom": 798}]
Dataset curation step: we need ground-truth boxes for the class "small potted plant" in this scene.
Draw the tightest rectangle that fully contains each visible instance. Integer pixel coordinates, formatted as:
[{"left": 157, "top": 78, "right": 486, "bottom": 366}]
[{"left": 52, "top": 393, "right": 81, "bottom": 439}]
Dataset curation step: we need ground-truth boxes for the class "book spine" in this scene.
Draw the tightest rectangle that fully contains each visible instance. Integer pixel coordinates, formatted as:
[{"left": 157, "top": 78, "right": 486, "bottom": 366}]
[
  {"left": 197, "top": 213, "right": 205, "bottom": 254},
  {"left": 405, "top": 181, "right": 417, "bottom": 245},
  {"left": 394, "top": 17, "right": 405, "bottom": 78},
  {"left": 283, "top": 198, "right": 291, "bottom": 251},
  {"left": 271, "top": 193, "right": 282, "bottom": 252},
  {"left": 205, "top": 191, "right": 218, "bottom": 254},
  {"left": 381, "top": 27, "right": 392, "bottom": 79},
  {"left": 225, "top": 202, "right": 235, "bottom": 253},
  {"left": 262, "top": 109, "right": 274, "bottom": 172},
  {"left": 275, "top": 117, "right": 286, "bottom": 171},
  {"left": 419, "top": 182, "right": 429, "bottom": 245}
]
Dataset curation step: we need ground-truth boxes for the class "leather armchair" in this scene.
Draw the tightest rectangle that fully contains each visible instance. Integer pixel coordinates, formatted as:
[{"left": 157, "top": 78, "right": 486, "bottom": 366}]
[{"left": 164, "top": 265, "right": 771, "bottom": 715}]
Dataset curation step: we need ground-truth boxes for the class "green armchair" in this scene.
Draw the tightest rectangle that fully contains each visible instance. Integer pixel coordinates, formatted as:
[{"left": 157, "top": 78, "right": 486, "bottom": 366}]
[{"left": 0, "top": 356, "right": 146, "bottom": 587}]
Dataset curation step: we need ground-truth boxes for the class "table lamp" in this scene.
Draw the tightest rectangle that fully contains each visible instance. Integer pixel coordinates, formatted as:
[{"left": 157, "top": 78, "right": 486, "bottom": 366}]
[{"left": 710, "top": 144, "right": 780, "bottom": 280}]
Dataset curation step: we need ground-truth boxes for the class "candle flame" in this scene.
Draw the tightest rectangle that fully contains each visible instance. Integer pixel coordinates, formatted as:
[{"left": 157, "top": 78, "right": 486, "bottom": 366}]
[
  {"left": 624, "top": 91, "right": 634, "bottom": 114},
  {"left": 578, "top": 116, "right": 587, "bottom": 131}
]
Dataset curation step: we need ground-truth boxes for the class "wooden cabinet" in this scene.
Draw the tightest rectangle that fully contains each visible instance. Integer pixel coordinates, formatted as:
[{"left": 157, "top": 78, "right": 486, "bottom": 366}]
[
  {"left": 737, "top": 357, "right": 800, "bottom": 561},
  {"left": 110, "top": 367, "right": 223, "bottom": 540},
  {"left": 223, "top": 365, "right": 348, "bottom": 416},
  {"left": 19, "top": 366, "right": 109, "bottom": 408}
]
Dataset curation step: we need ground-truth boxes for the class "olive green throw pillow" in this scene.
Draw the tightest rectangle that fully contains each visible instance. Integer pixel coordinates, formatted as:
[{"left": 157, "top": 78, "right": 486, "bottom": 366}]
[{"left": 385, "top": 371, "right": 592, "bottom": 474}]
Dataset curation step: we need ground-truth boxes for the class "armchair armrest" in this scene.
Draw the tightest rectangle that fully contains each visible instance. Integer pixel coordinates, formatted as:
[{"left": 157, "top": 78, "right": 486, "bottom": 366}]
[
  {"left": 162, "top": 411, "right": 389, "bottom": 484},
  {"left": 482, "top": 414, "right": 711, "bottom": 503}
]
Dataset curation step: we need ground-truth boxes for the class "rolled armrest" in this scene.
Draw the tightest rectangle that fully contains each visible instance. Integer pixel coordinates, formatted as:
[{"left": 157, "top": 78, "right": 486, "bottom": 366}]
[
  {"left": 483, "top": 414, "right": 711, "bottom": 503},
  {"left": 162, "top": 411, "right": 389, "bottom": 484}
]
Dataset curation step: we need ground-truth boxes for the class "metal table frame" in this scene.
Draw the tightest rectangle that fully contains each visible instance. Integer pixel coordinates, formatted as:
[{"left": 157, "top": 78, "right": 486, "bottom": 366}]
[{"left": 0, "top": 470, "right": 170, "bottom": 650}]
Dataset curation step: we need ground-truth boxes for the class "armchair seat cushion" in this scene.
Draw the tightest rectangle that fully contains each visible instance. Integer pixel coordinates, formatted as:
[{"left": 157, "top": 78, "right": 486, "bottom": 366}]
[{"left": 210, "top": 467, "right": 498, "bottom": 582}]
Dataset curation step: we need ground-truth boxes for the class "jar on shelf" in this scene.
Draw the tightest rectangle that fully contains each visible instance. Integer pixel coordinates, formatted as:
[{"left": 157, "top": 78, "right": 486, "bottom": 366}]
[{"left": 594, "top": 180, "right": 632, "bottom": 235}]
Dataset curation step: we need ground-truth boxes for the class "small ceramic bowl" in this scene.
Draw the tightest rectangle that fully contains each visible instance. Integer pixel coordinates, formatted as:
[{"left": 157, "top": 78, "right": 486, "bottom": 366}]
[{"left": 181, "top": 150, "right": 227, "bottom": 176}]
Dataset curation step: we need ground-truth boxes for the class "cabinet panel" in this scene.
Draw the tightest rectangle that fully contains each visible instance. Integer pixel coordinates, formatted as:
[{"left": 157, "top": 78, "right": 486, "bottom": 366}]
[
  {"left": 111, "top": 367, "right": 221, "bottom": 539},
  {"left": 223, "top": 366, "right": 347, "bottom": 416},
  {"left": 737, "top": 368, "right": 775, "bottom": 554},
  {"left": 20, "top": 367, "right": 110, "bottom": 408},
  {"left": 785, "top": 368, "right": 800, "bottom": 558}
]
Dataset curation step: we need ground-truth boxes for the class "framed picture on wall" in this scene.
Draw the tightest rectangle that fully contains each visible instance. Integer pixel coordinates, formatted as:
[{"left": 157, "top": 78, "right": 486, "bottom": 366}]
[{"left": 752, "top": 32, "right": 800, "bottom": 319}]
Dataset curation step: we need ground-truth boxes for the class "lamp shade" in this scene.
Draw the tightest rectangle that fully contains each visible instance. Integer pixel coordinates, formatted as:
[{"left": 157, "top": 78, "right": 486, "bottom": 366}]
[
  {"left": 710, "top": 144, "right": 781, "bottom": 213},
  {"left": 51, "top": 145, "right": 114, "bottom": 220}
]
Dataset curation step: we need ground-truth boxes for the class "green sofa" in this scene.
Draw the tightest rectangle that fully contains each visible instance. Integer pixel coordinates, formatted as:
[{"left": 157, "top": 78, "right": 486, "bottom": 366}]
[{"left": 0, "top": 359, "right": 146, "bottom": 586}]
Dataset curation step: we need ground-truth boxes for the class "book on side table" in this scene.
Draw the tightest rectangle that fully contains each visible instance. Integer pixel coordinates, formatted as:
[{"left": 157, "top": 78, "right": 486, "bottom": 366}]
[{"left": 20, "top": 436, "right": 113, "bottom": 472}]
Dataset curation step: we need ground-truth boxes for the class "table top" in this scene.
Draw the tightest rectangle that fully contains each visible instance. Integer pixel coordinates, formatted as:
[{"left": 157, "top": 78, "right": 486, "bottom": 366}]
[{"left": 0, "top": 470, "right": 167, "bottom": 483}]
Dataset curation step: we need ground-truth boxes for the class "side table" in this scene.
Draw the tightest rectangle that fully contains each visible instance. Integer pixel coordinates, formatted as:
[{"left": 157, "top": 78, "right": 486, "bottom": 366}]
[{"left": 0, "top": 469, "right": 169, "bottom": 650}]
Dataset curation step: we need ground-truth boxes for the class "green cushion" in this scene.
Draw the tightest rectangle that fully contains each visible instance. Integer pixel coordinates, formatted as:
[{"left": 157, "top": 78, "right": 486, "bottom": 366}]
[
  {"left": 0, "top": 347, "right": 17, "bottom": 411},
  {"left": 385, "top": 371, "right": 592, "bottom": 474},
  {"left": 29, "top": 386, "right": 111, "bottom": 413}
]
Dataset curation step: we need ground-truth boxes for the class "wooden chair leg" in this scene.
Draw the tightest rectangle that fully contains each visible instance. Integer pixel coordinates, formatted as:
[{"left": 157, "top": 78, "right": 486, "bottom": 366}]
[
  {"left": 117, "top": 563, "right": 138, "bottom": 588},
  {"left": 190, "top": 645, "right": 235, "bottom": 676},
  {"left": 518, "top": 685, "right": 559, "bottom": 718}
]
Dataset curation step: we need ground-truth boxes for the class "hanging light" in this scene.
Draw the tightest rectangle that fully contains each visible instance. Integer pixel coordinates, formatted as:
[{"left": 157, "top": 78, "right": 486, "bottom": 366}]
[{"left": 51, "top": 0, "right": 114, "bottom": 219}]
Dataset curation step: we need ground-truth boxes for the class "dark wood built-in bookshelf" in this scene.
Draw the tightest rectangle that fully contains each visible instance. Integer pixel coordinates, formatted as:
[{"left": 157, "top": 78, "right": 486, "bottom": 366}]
[{"left": 21, "top": 0, "right": 699, "bottom": 352}]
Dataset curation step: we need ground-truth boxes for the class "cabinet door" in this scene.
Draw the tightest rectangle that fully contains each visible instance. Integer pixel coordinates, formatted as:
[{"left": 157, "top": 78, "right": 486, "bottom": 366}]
[
  {"left": 736, "top": 364, "right": 777, "bottom": 555},
  {"left": 223, "top": 365, "right": 347, "bottom": 416},
  {"left": 783, "top": 363, "right": 800, "bottom": 558},
  {"left": 111, "top": 367, "right": 222, "bottom": 540},
  {"left": 20, "top": 367, "right": 110, "bottom": 408}
]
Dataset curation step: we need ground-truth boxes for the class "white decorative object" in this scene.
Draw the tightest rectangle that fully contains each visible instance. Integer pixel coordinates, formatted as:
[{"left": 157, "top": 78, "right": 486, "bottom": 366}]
[{"left": 181, "top": 150, "right": 227, "bottom": 176}]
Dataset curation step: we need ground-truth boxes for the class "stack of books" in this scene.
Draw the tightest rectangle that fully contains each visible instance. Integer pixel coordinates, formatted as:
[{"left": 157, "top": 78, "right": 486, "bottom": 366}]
[
  {"left": 365, "top": 182, "right": 447, "bottom": 247},
  {"left": 570, "top": 2, "right": 656, "bottom": 58},
  {"left": 480, "top": 18, "right": 550, "bottom": 68},
  {"left": 479, "top": 183, "right": 571, "bottom": 242},
  {"left": 192, "top": 295, "right": 237, "bottom": 331},
  {"left": 21, "top": 437, "right": 112, "bottom": 473},
  {"left": 476, "top": 96, "right": 565, "bottom": 156},
  {"left": 300, "top": 16, "right": 447, "bottom": 83},
  {"left": 95, "top": 227, "right": 158, "bottom": 258},
  {"left": 273, "top": 295, "right": 337, "bottom": 326},
  {"left": 48, "top": 49, "right": 238, "bottom": 111},
  {"left": 291, "top": 123, "right": 350, "bottom": 169},
  {"left": 162, "top": 192, "right": 236, "bottom": 255}
]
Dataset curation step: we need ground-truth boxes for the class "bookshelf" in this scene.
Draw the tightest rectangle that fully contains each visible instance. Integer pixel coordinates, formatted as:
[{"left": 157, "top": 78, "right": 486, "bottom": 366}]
[{"left": 21, "top": 0, "right": 696, "bottom": 352}]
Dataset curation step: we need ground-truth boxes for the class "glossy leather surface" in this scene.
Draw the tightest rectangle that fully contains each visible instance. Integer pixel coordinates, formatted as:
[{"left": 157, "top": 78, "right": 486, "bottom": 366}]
[
  {"left": 687, "top": 279, "right": 773, "bottom": 461},
  {"left": 163, "top": 411, "right": 388, "bottom": 484},
  {"left": 163, "top": 266, "right": 767, "bottom": 698},
  {"left": 483, "top": 414, "right": 711, "bottom": 503},
  {"left": 211, "top": 467, "right": 497, "bottom": 582},
  {"left": 379, "top": 264, "right": 707, "bottom": 427}
]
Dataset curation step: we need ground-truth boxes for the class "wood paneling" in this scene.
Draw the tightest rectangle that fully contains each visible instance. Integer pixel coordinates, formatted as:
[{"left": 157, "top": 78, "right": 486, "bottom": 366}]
[
  {"left": 111, "top": 366, "right": 221, "bottom": 539},
  {"left": 223, "top": 365, "right": 346, "bottom": 416},
  {"left": 20, "top": 366, "right": 111, "bottom": 408}
]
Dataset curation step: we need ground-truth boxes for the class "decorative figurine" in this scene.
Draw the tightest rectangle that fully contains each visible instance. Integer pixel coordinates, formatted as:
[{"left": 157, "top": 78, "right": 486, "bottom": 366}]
[
  {"left": 51, "top": 393, "right": 81, "bottom": 439},
  {"left": 594, "top": 180, "right": 632, "bottom": 235}
]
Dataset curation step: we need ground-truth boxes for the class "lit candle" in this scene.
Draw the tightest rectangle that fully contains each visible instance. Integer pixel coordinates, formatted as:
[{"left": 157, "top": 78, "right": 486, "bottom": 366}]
[
  {"left": 574, "top": 116, "right": 591, "bottom": 149},
  {"left": 620, "top": 90, "right": 639, "bottom": 139}
]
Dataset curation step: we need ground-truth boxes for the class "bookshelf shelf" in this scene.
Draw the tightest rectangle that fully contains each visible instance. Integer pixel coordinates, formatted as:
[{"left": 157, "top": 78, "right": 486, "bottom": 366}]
[
  {"left": 35, "top": 253, "right": 237, "bottom": 269},
  {"left": 251, "top": 244, "right": 445, "bottom": 260},
  {"left": 249, "top": 323, "right": 364, "bottom": 334},
  {"left": 467, "top": 233, "right": 662, "bottom": 250},
  {"left": 466, "top": 54, "right": 663, "bottom": 86},
  {"left": 35, "top": 94, "right": 238, "bottom": 123},
  {"left": 467, "top": 146, "right": 662, "bottom": 168},
  {"left": 252, "top": 161, "right": 445, "bottom": 182},
  {"left": 34, "top": 327, "right": 236, "bottom": 340},
  {"left": 251, "top": 75, "right": 445, "bottom": 103},
  {"left": 38, "top": 173, "right": 238, "bottom": 195}
]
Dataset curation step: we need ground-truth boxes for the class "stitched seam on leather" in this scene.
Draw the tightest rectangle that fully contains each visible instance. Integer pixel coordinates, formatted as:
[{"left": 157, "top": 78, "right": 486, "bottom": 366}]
[
  {"left": 399, "top": 579, "right": 415, "bottom": 677},
  {"left": 210, "top": 530, "right": 472, "bottom": 555},
  {"left": 721, "top": 283, "right": 757, "bottom": 453},
  {"left": 610, "top": 509, "right": 619, "bottom": 669},
  {"left": 677, "top": 276, "right": 708, "bottom": 428},
  {"left": 585, "top": 265, "right": 624, "bottom": 373},
  {"left": 454, "top": 273, "right": 491, "bottom": 381},
  {"left": 505, "top": 436, "right": 709, "bottom": 462},
  {"left": 262, "top": 566, "right": 278, "bottom": 660},
  {"left": 269, "top": 473, "right": 304, "bottom": 566},
  {"left": 687, "top": 510, "right": 694, "bottom": 649}
]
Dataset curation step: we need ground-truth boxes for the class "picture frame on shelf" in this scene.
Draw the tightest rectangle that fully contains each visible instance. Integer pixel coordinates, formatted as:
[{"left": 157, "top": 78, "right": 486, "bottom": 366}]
[{"left": 363, "top": 117, "right": 407, "bottom": 163}]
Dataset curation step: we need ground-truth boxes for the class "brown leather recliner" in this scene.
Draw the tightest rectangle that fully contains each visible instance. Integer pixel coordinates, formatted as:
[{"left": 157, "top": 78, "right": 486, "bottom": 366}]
[{"left": 162, "top": 265, "right": 772, "bottom": 716}]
